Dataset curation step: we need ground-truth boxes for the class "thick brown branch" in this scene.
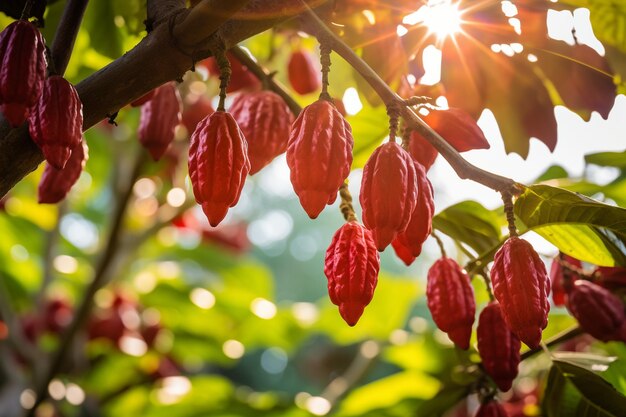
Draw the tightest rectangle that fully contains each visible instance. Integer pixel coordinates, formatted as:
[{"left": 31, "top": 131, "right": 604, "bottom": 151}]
[
  {"left": 146, "top": 0, "right": 185, "bottom": 29},
  {"left": 50, "top": 0, "right": 89, "bottom": 75}
]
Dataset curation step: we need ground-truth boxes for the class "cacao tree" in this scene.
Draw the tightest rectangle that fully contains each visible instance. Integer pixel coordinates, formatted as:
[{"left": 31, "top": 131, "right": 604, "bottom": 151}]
[{"left": 0, "top": 1, "right": 626, "bottom": 417}]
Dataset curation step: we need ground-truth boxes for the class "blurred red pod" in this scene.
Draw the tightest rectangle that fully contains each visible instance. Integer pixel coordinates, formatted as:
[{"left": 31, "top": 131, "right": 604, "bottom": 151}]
[
  {"left": 182, "top": 95, "right": 214, "bottom": 134},
  {"left": 426, "top": 257, "right": 475, "bottom": 349},
  {"left": 477, "top": 302, "right": 521, "bottom": 392},
  {"left": 0, "top": 20, "right": 46, "bottom": 126},
  {"left": 391, "top": 239, "right": 415, "bottom": 266},
  {"left": 44, "top": 298, "right": 73, "bottom": 333},
  {"left": 288, "top": 50, "right": 321, "bottom": 95},
  {"left": 38, "top": 140, "right": 88, "bottom": 204},
  {"left": 422, "top": 107, "right": 490, "bottom": 152},
  {"left": 324, "top": 221, "right": 380, "bottom": 326},
  {"left": 286, "top": 99, "right": 353, "bottom": 219},
  {"left": 138, "top": 82, "right": 182, "bottom": 161},
  {"left": 407, "top": 131, "right": 438, "bottom": 171},
  {"left": 594, "top": 266, "right": 626, "bottom": 290},
  {"left": 29, "top": 75, "right": 83, "bottom": 169},
  {"left": 475, "top": 400, "right": 509, "bottom": 417},
  {"left": 491, "top": 237, "right": 550, "bottom": 348},
  {"left": 199, "top": 53, "right": 260, "bottom": 93},
  {"left": 230, "top": 91, "right": 294, "bottom": 174},
  {"left": 549, "top": 254, "right": 582, "bottom": 306},
  {"left": 360, "top": 141, "right": 418, "bottom": 251},
  {"left": 566, "top": 280, "right": 626, "bottom": 342},
  {"left": 188, "top": 111, "right": 250, "bottom": 227},
  {"left": 88, "top": 311, "right": 126, "bottom": 343},
  {"left": 130, "top": 89, "right": 155, "bottom": 107}
]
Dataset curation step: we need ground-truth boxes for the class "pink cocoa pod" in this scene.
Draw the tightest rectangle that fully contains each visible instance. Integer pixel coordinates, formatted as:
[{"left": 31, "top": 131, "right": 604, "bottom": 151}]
[
  {"left": 38, "top": 141, "right": 88, "bottom": 204},
  {"left": 360, "top": 142, "right": 418, "bottom": 251},
  {"left": 324, "top": 221, "right": 380, "bottom": 326},
  {"left": 0, "top": 20, "right": 47, "bottom": 126},
  {"left": 287, "top": 50, "right": 321, "bottom": 95},
  {"left": 426, "top": 257, "right": 475, "bottom": 349},
  {"left": 286, "top": 99, "right": 353, "bottom": 219},
  {"left": 188, "top": 111, "right": 250, "bottom": 226},
  {"left": 477, "top": 302, "right": 521, "bottom": 392},
  {"left": 491, "top": 237, "right": 550, "bottom": 348},
  {"left": 138, "top": 83, "right": 182, "bottom": 161}
]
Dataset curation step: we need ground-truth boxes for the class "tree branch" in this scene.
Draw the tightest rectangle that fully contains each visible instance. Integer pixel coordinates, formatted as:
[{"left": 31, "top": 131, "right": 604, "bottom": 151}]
[
  {"left": 520, "top": 326, "right": 584, "bottom": 361},
  {"left": 146, "top": 0, "right": 185, "bottom": 29},
  {"left": 50, "top": 0, "right": 89, "bottom": 75}
]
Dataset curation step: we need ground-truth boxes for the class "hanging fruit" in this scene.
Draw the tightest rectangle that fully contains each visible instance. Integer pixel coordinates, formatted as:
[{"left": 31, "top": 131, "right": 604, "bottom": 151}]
[
  {"left": 182, "top": 95, "right": 214, "bottom": 134},
  {"left": 549, "top": 254, "right": 582, "bottom": 306},
  {"left": 137, "top": 82, "right": 182, "bottom": 161},
  {"left": 38, "top": 141, "right": 88, "bottom": 204},
  {"left": 288, "top": 49, "right": 321, "bottom": 95}
]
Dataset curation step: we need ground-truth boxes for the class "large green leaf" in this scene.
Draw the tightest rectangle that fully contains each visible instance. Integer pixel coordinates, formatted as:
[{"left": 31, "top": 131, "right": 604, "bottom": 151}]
[
  {"left": 349, "top": 106, "right": 389, "bottom": 169},
  {"left": 543, "top": 359, "right": 626, "bottom": 417},
  {"left": 585, "top": 151, "right": 626, "bottom": 170},
  {"left": 514, "top": 185, "right": 626, "bottom": 266}
]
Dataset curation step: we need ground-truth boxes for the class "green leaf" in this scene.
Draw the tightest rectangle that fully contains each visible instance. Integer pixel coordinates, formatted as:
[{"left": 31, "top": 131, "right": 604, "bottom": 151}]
[
  {"left": 585, "top": 151, "right": 626, "bottom": 169},
  {"left": 84, "top": 0, "right": 124, "bottom": 59},
  {"left": 415, "top": 386, "right": 468, "bottom": 417},
  {"left": 432, "top": 201, "right": 504, "bottom": 255},
  {"left": 543, "top": 359, "right": 626, "bottom": 417},
  {"left": 349, "top": 106, "right": 389, "bottom": 169},
  {"left": 560, "top": 0, "right": 626, "bottom": 53},
  {"left": 514, "top": 185, "right": 626, "bottom": 267}
]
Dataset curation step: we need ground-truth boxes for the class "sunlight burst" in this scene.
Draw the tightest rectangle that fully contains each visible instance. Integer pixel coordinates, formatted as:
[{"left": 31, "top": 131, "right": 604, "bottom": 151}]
[{"left": 405, "top": 0, "right": 463, "bottom": 40}]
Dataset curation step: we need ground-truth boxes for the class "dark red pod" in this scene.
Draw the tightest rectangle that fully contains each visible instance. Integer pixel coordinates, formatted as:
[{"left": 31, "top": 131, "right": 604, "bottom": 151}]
[
  {"left": 138, "top": 83, "right": 182, "bottom": 161},
  {"left": 426, "top": 257, "right": 475, "bottom": 349},
  {"left": 392, "top": 160, "right": 434, "bottom": 263},
  {"left": 477, "top": 302, "right": 521, "bottom": 392},
  {"left": 324, "top": 221, "right": 380, "bottom": 326},
  {"left": 0, "top": 20, "right": 46, "bottom": 126},
  {"left": 475, "top": 400, "right": 509, "bottom": 417},
  {"left": 188, "top": 111, "right": 250, "bottom": 227},
  {"left": 286, "top": 99, "right": 353, "bottom": 219},
  {"left": 407, "top": 131, "right": 438, "bottom": 171},
  {"left": 182, "top": 95, "right": 214, "bottom": 134},
  {"left": 549, "top": 254, "right": 582, "bottom": 306},
  {"left": 491, "top": 237, "right": 550, "bottom": 348},
  {"left": 230, "top": 91, "right": 294, "bottom": 174},
  {"left": 199, "top": 53, "right": 260, "bottom": 93},
  {"left": 360, "top": 141, "right": 418, "bottom": 251},
  {"left": 566, "top": 280, "right": 626, "bottom": 343},
  {"left": 594, "top": 266, "right": 626, "bottom": 290},
  {"left": 38, "top": 140, "right": 88, "bottom": 204},
  {"left": 29, "top": 76, "right": 83, "bottom": 169},
  {"left": 422, "top": 107, "right": 490, "bottom": 152},
  {"left": 391, "top": 239, "right": 415, "bottom": 266},
  {"left": 288, "top": 50, "right": 321, "bottom": 95}
]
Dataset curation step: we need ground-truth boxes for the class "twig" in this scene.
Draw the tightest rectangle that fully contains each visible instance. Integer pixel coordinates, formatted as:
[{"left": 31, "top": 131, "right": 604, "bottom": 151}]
[
  {"left": 300, "top": 4, "right": 518, "bottom": 194},
  {"left": 50, "top": 0, "right": 89, "bottom": 76},
  {"left": 520, "top": 326, "right": 584, "bottom": 361}
]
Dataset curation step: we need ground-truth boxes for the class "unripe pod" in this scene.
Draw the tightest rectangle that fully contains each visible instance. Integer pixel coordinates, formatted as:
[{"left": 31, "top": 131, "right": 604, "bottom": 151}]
[
  {"left": 286, "top": 99, "right": 353, "bottom": 219},
  {"left": 549, "top": 254, "right": 582, "bottom": 306},
  {"left": 475, "top": 400, "right": 508, "bottom": 417},
  {"left": 230, "top": 91, "right": 294, "bottom": 174},
  {"left": 38, "top": 141, "right": 88, "bottom": 204},
  {"left": 188, "top": 111, "right": 250, "bottom": 226},
  {"left": 138, "top": 83, "right": 182, "bottom": 161},
  {"left": 426, "top": 258, "right": 475, "bottom": 349},
  {"left": 566, "top": 280, "right": 626, "bottom": 343},
  {"left": 287, "top": 50, "right": 321, "bottom": 95},
  {"left": 491, "top": 237, "right": 550, "bottom": 348},
  {"left": 0, "top": 20, "right": 46, "bottom": 126},
  {"left": 360, "top": 142, "right": 418, "bottom": 251},
  {"left": 392, "top": 160, "right": 434, "bottom": 263},
  {"left": 477, "top": 302, "right": 521, "bottom": 392},
  {"left": 324, "top": 221, "right": 380, "bottom": 326},
  {"left": 29, "top": 76, "right": 83, "bottom": 169}
]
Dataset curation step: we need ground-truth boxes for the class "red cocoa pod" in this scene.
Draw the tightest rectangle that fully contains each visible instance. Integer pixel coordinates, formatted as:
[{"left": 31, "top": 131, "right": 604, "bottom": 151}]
[
  {"left": 288, "top": 50, "right": 321, "bottom": 95},
  {"left": 188, "top": 111, "right": 250, "bottom": 226},
  {"left": 38, "top": 140, "right": 88, "bottom": 204},
  {"left": 475, "top": 400, "right": 509, "bottom": 417},
  {"left": 324, "top": 220, "right": 380, "bottom": 326},
  {"left": 407, "top": 131, "right": 438, "bottom": 171},
  {"left": 594, "top": 266, "right": 626, "bottom": 290},
  {"left": 549, "top": 254, "right": 582, "bottom": 306},
  {"left": 199, "top": 53, "right": 260, "bottom": 93},
  {"left": 230, "top": 91, "right": 294, "bottom": 174},
  {"left": 28, "top": 75, "right": 83, "bottom": 169},
  {"left": 491, "top": 237, "right": 550, "bottom": 348},
  {"left": 566, "top": 280, "right": 626, "bottom": 342},
  {"left": 391, "top": 238, "right": 415, "bottom": 266},
  {"left": 360, "top": 141, "right": 418, "bottom": 251},
  {"left": 333, "top": 98, "right": 347, "bottom": 117},
  {"left": 138, "top": 83, "right": 182, "bottom": 161},
  {"left": 130, "top": 89, "right": 155, "bottom": 107},
  {"left": 286, "top": 99, "right": 353, "bottom": 218},
  {"left": 422, "top": 107, "right": 490, "bottom": 152},
  {"left": 182, "top": 95, "right": 214, "bottom": 134},
  {"left": 0, "top": 20, "right": 46, "bottom": 126},
  {"left": 426, "top": 257, "right": 475, "bottom": 349},
  {"left": 392, "top": 160, "right": 434, "bottom": 262},
  {"left": 477, "top": 302, "right": 521, "bottom": 392}
]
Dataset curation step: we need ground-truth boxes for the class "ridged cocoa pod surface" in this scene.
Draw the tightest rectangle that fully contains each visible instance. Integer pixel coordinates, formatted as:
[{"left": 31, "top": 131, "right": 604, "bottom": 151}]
[
  {"left": 230, "top": 91, "right": 294, "bottom": 174},
  {"left": 477, "top": 302, "right": 521, "bottom": 392},
  {"left": 475, "top": 400, "right": 508, "bottom": 417},
  {"left": 38, "top": 141, "right": 88, "bottom": 204},
  {"left": 188, "top": 111, "right": 250, "bottom": 227},
  {"left": 426, "top": 257, "right": 475, "bottom": 349},
  {"left": 287, "top": 50, "right": 321, "bottom": 95},
  {"left": 29, "top": 75, "right": 83, "bottom": 169},
  {"left": 549, "top": 254, "right": 582, "bottom": 306},
  {"left": 324, "top": 221, "right": 380, "bottom": 326},
  {"left": 407, "top": 131, "right": 438, "bottom": 171},
  {"left": 286, "top": 99, "right": 353, "bottom": 219},
  {"left": 0, "top": 20, "right": 46, "bottom": 126},
  {"left": 491, "top": 237, "right": 550, "bottom": 348},
  {"left": 138, "top": 83, "right": 182, "bottom": 161},
  {"left": 392, "top": 160, "right": 434, "bottom": 263},
  {"left": 566, "top": 280, "right": 626, "bottom": 342},
  {"left": 360, "top": 142, "right": 418, "bottom": 251}
]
